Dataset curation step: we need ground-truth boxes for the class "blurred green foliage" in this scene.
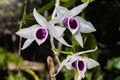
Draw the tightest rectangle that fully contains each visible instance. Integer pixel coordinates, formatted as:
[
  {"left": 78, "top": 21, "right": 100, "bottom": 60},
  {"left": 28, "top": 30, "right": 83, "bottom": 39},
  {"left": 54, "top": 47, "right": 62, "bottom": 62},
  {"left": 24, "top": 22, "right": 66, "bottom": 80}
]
[
  {"left": 0, "top": 47, "right": 22, "bottom": 69},
  {"left": 106, "top": 57, "right": 120, "bottom": 71},
  {"left": 8, "top": 72, "right": 27, "bottom": 80}
]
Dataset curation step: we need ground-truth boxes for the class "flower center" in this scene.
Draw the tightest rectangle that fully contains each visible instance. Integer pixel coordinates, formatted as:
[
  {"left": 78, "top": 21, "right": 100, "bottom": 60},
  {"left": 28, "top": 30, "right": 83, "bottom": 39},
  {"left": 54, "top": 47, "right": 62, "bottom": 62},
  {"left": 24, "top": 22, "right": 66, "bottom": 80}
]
[
  {"left": 36, "top": 28, "right": 47, "bottom": 40},
  {"left": 72, "top": 60, "right": 85, "bottom": 71},
  {"left": 69, "top": 18, "right": 78, "bottom": 29},
  {"left": 78, "top": 61, "right": 84, "bottom": 71}
]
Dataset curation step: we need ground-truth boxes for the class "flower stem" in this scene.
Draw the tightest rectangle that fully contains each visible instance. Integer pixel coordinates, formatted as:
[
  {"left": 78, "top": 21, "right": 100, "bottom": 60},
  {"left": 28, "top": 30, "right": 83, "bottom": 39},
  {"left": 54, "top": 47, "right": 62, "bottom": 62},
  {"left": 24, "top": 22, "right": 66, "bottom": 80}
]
[
  {"left": 50, "top": 0, "right": 61, "bottom": 65},
  {"left": 74, "top": 69, "right": 81, "bottom": 80},
  {"left": 17, "top": 0, "right": 27, "bottom": 80},
  {"left": 22, "top": 67, "right": 39, "bottom": 80}
]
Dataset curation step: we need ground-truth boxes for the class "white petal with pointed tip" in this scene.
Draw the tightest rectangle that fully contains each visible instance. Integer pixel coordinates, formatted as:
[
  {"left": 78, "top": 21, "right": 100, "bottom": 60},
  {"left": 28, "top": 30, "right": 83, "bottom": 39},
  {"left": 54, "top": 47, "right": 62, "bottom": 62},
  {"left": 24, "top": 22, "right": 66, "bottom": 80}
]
[
  {"left": 53, "top": 56, "right": 71, "bottom": 76},
  {"left": 21, "top": 39, "right": 34, "bottom": 50},
  {"left": 33, "top": 8, "right": 48, "bottom": 27},
  {"left": 65, "top": 56, "right": 72, "bottom": 70},
  {"left": 56, "top": 6, "right": 69, "bottom": 18},
  {"left": 73, "top": 32, "right": 83, "bottom": 48},
  {"left": 55, "top": 37, "right": 71, "bottom": 47},
  {"left": 16, "top": 24, "right": 39, "bottom": 39},
  {"left": 70, "top": 0, "right": 89, "bottom": 16},
  {"left": 76, "top": 17, "right": 96, "bottom": 33},
  {"left": 34, "top": 28, "right": 48, "bottom": 45},
  {"left": 85, "top": 58, "right": 99, "bottom": 69}
]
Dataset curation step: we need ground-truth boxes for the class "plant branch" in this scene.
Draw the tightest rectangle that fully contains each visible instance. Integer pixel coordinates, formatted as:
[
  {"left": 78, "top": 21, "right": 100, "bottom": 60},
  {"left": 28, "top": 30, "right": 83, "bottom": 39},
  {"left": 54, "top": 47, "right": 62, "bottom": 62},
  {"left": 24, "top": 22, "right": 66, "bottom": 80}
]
[
  {"left": 17, "top": 0, "right": 27, "bottom": 80},
  {"left": 47, "top": 56, "right": 56, "bottom": 80}
]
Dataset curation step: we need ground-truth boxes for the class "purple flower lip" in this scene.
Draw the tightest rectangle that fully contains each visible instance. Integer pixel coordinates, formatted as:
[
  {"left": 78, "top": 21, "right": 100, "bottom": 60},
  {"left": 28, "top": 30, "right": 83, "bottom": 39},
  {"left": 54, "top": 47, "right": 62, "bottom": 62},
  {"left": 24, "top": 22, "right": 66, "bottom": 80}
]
[
  {"left": 36, "top": 28, "right": 47, "bottom": 40},
  {"left": 72, "top": 60, "right": 85, "bottom": 71},
  {"left": 78, "top": 60, "right": 85, "bottom": 71},
  {"left": 72, "top": 60, "right": 78, "bottom": 69},
  {"left": 63, "top": 18, "right": 69, "bottom": 27},
  {"left": 69, "top": 18, "right": 78, "bottom": 29},
  {"left": 63, "top": 18, "right": 78, "bottom": 30}
]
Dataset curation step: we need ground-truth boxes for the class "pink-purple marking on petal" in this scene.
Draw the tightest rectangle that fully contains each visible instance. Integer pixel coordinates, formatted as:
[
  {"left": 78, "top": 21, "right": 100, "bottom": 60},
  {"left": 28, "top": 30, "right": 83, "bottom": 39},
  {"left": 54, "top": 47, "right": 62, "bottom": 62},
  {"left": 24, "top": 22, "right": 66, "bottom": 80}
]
[{"left": 63, "top": 18, "right": 69, "bottom": 27}]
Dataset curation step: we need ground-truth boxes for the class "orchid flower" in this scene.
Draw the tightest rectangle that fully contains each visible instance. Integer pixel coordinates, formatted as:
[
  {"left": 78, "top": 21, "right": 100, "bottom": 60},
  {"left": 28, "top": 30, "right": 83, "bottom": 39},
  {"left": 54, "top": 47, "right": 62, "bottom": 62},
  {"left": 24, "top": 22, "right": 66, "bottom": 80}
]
[
  {"left": 52, "top": 0, "right": 96, "bottom": 47},
  {"left": 16, "top": 8, "right": 70, "bottom": 50},
  {"left": 54, "top": 47, "right": 99, "bottom": 80}
]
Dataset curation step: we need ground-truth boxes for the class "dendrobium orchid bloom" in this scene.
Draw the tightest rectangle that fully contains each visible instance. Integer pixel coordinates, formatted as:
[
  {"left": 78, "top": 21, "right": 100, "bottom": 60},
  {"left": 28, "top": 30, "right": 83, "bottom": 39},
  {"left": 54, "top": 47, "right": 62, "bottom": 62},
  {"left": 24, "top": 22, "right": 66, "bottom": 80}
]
[
  {"left": 16, "top": 8, "right": 70, "bottom": 50},
  {"left": 53, "top": 0, "right": 96, "bottom": 47},
  {"left": 54, "top": 47, "right": 99, "bottom": 80}
]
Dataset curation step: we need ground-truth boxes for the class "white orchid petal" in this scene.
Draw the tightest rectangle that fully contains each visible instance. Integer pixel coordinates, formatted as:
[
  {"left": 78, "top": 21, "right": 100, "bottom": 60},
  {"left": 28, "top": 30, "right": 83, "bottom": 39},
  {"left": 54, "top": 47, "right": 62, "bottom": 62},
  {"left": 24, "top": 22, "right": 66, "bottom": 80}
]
[
  {"left": 65, "top": 62, "right": 72, "bottom": 70},
  {"left": 70, "top": 0, "right": 89, "bottom": 16},
  {"left": 55, "top": 37, "right": 71, "bottom": 47},
  {"left": 74, "top": 47, "right": 97, "bottom": 56},
  {"left": 49, "top": 17, "right": 62, "bottom": 25},
  {"left": 65, "top": 56, "right": 73, "bottom": 70},
  {"left": 34, "top": 28, "right": 48, "bottom": 45},
  {"left": 33, "top": 8, "right": 48, "bottom": 27},
  {"left": 56, "top": 6, "right": 69, "bottom": 18},
  {"left": 53, "top": 56, "right": 71, "bottom": 76},
  {"left": 85, "top": 58, "right": 99, "bottom": 69},
  {"left": 73, "top": 32, "right": 83, "bottom": 48},
  {"left": 76, "top": 17, "right": 96, "bottom": 33},
  {"left": 55, "top": 0, "right": 59, "bottom": 6},
  {"left": 16, "top": 24, "right": 39, "bottom": 39},
  {"left": 48, "top": 26, "right": 66, "bottom": 38},
  {"left": 21, "top": 39, "right": 34, "bottom": 50}
]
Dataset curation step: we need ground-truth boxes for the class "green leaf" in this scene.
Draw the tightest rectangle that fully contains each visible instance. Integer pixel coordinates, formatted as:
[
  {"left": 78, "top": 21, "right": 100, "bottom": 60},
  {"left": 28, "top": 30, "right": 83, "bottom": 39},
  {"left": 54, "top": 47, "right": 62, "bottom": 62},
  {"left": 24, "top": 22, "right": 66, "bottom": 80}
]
[
  {"left": 23, "top": 0, "right": 55, "bottom": 21},
  {"left": 83, "top": 33, "right": 98, "bottom": 60},
  {"left": 63, "top": 0, "right": 78, "bottom": 8},
  {"left": 81, "top": 0, "right": 95, "bottom": 3}
]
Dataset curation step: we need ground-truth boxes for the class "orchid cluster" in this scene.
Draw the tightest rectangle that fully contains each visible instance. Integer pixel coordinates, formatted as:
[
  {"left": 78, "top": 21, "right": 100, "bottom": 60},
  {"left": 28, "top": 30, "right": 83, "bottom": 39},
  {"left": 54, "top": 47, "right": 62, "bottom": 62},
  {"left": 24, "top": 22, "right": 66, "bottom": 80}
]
[{"left": 16, "top": 0, "right": 99, "bottom": 80}]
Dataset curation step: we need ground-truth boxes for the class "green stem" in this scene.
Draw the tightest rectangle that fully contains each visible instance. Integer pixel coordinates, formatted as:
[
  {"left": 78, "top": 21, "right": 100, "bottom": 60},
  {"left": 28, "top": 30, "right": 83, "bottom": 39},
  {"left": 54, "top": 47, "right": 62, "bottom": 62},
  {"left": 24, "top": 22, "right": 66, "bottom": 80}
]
[{"left": 22, "top": 67, "right": 39, "bottom": 80}]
